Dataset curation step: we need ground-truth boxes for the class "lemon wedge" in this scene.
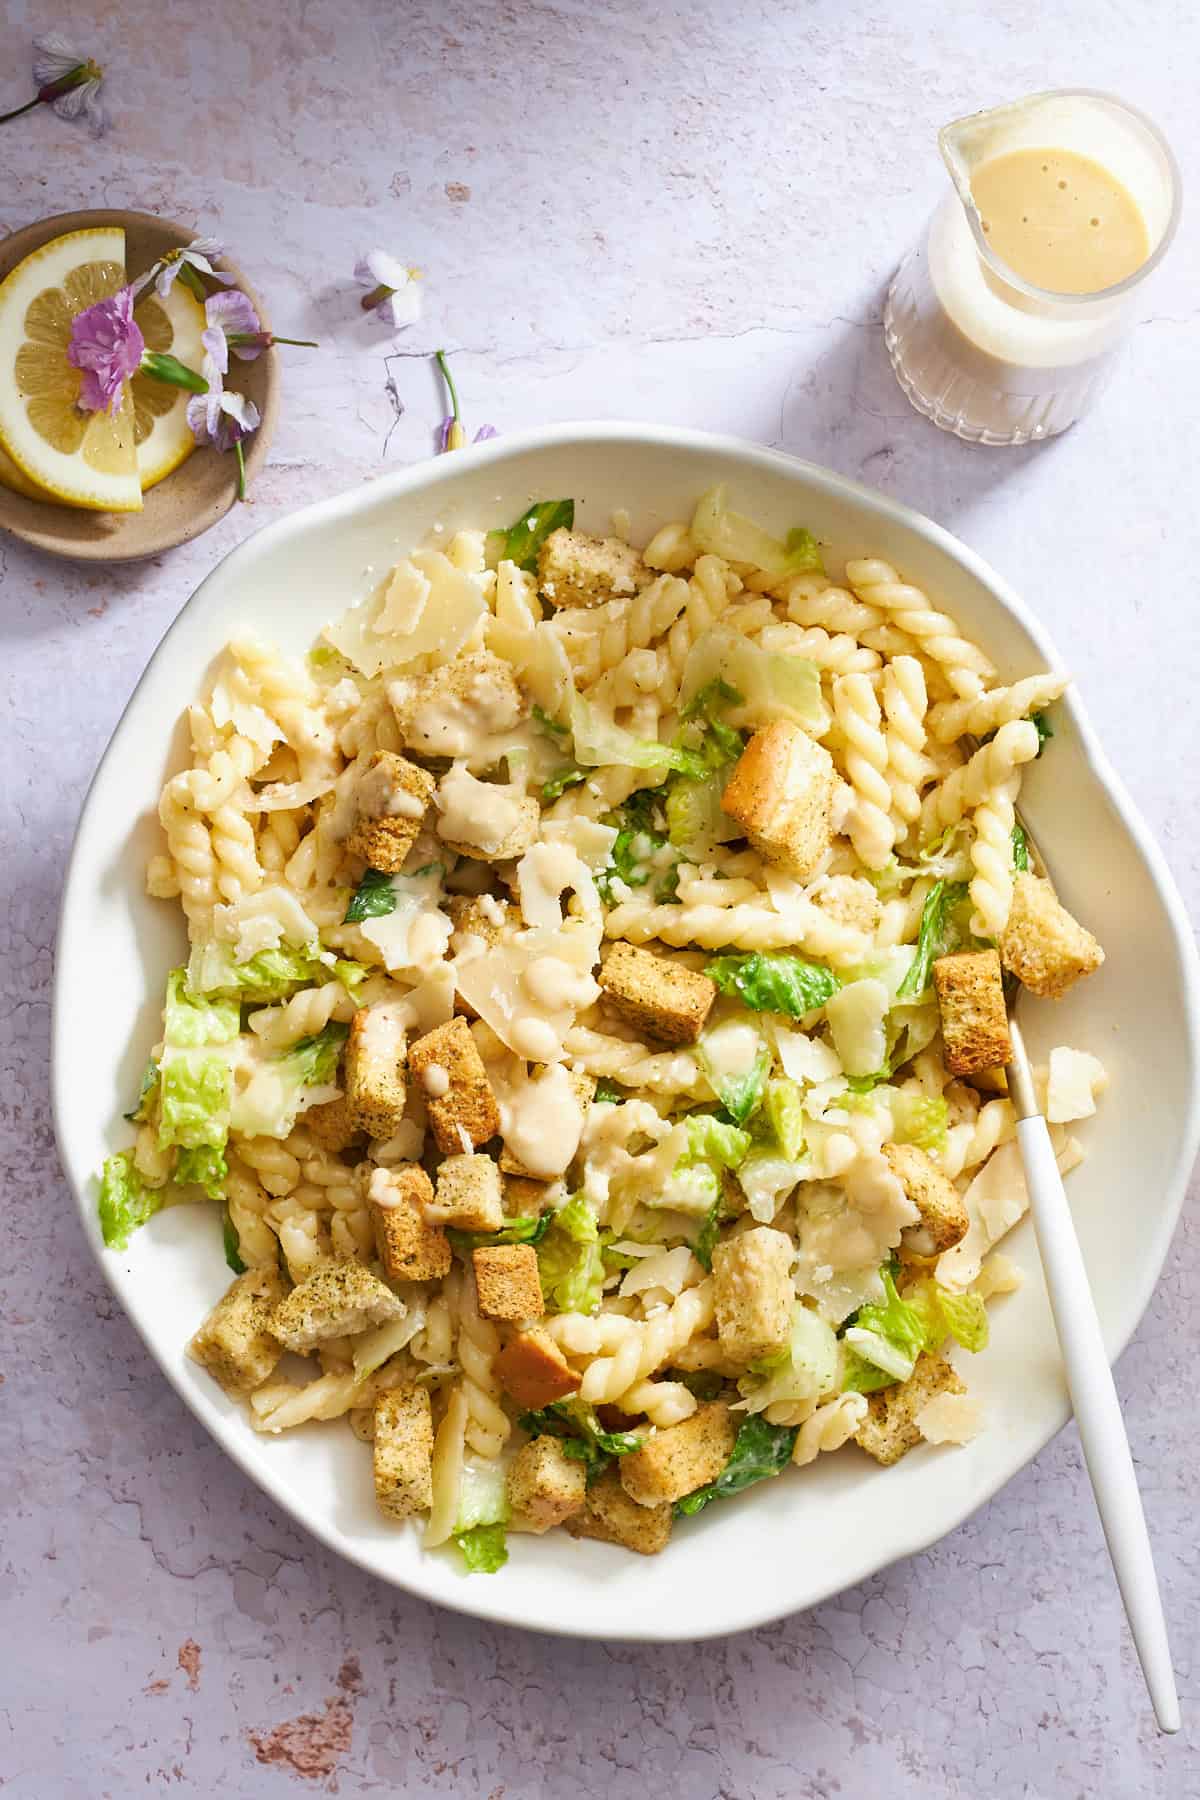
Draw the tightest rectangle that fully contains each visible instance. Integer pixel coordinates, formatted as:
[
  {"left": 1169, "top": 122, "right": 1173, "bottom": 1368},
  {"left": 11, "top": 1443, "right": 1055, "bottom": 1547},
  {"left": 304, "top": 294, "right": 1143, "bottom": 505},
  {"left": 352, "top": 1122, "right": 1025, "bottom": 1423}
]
[{"left": 0, "top": 226, "right": 142, "bottom": 512}]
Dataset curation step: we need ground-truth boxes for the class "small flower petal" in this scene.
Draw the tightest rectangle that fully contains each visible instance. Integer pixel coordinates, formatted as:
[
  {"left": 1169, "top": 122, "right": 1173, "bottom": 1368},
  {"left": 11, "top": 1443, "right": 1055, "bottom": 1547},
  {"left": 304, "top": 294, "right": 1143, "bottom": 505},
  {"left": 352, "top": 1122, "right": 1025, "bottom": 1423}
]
[
  {"left": 32, "top": 33, "right": 86, "bottom": 84},
  {"left": 200, "top": 325, "right": 229, "bottom": 379},
  {"left": 473, "top": 424, "right": 498, "bottom": 442},
  {"left": 67, "top": 286, "right": 144, "bottom": 414},
  {"left": 382, "top": 284, "right": 422, "bottom": 329},
  {"left": 357, "top": 248, "right": 410, "bottom": 290}
]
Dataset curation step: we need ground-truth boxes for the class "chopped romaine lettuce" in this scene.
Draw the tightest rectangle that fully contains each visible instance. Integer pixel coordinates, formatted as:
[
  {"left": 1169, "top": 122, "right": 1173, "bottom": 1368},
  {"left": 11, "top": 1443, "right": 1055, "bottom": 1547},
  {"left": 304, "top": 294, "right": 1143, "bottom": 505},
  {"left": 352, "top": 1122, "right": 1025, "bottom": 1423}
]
[
  {"left": 896, "top": 880, "right": 971, "bottom": 1000},
  {"left": 735, "top": 1149, "right": 807, "bottom": 1223},
  {"left": 841, "top": 1267, "right": 927, "bottom": 1389},
  {"left": 692, "top": 1196, "right": 723, "bottom": 1271},
  {"left": 1030, "top": 710, "right": 1053, "bottom": 753},
  {"left": 570, "top": 692, "right": 699, "bottom": 775},
  {"left": 221, "top": 1205, "right": 247, "bottom": 1273},
  {"left": 690, "top": 486, "right": 824, "bottom": 577},
  {"left": 186, "top": 941, "right": 332, "bottom": 1002},
  {"left": 447, "top": 1213, "right": 553, "bottom": 1255},
  {"left": 1012, "top": 821, "right": 1029, "bottom": 872},
  {"left": 905, "top": 1278, "right": 990, "bottom": 1355},
  {"left": 492, "top": 498, "right": 575, "bottom": 572},
  {"left": 697, "top": 1022, "right": 770, "bottom": 1125},
  {"left": 542, "top": 765, "right": 586, "bottom": 801},
  {"left": 890, "top": 1091, "right": 949, "bottom": 1154},
  {"left": 455, "top": 1522, "right": 508, "bottom": 1574},
  {"left": 158, "top": 1052, "right": 233, "bottom": 1152},
  {"left": 517, "top": 1398, "right": 640, "bottom": 1480},
  {"left": 285, "top": 1021, "right": 349, "bottom": 1085},
  {"left": 679, "top": 629, "right": 824, "bottom": 734},
  {"left": 738, "top": 1303, "right": 839, "bottom": 1414},
  {"left": 174, "top": 1144, "right": 228, "bottom": 1198},
  {"left": 124, "top": 1058, "right": 159, "bottom": 1124},
  {"left": 344, "top": 867, "right": 399, "bottom": 922},
  {"left": 706, "top": 950, "right": 839, "bottom": 1018},
  {"left": 532, "top": 703, "right": 568, "bottom": 741},
  {"left": 675, "top": 1415, "right": 798, "bottom": 1516},
  {"left": 764, "top": 1079, "right": 806, "bottom": 1160},
  {"left": 537, "top": 1195, "right": 606, "bottom": 1314},
  {"left": 596, "top": 787, "right": 673, "bottom": 905},
  {"left": 593, "top": 1078, "right": 625, "bottom": 1104},
  {"left": 679, "top": 677, "right": 744, "bottom": 724},
  {"left": 98, "top": 1151, "right": 163, "bottom": 1250},
  {"left": 164, "top": 968, "right": 239, "bottom": 1048},
  {"left": 680, "top": 1113, "right": 752, "bottom": 1171}
]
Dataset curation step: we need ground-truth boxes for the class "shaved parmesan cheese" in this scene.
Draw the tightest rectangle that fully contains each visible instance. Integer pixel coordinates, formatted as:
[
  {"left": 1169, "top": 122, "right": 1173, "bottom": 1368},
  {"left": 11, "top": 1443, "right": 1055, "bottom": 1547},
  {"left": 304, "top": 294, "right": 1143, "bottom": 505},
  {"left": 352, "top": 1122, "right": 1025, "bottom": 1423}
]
[
  {"left": 916, "top": 1391, "right": 983, "bottom": 1445},
  {"left": 210, "top": 676, "right": 282, "bottom": 753},
  {"left": 770, "top": 1023, "right": 842, "bottom": 1085},
  {"left": 619, "top": 1246, "right": 700, "bottom": 1299},
  {"left": 1046, "top": 1046, "right": 1108, "bottom": 1123},
  {"left": 373, "top": 560, "right": 430, "bottom": 636},
  {"left": 326, "top": 550, "right": 485, "bottom": 677},
  {"left": 973, "top": 1251, "right": 1023, "bottom": 1300}
]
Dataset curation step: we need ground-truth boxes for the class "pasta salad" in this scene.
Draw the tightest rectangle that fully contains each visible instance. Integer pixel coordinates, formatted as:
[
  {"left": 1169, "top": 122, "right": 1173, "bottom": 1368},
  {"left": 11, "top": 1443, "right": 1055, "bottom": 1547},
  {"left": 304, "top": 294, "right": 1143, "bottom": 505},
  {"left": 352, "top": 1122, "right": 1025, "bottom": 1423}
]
[{"left": 98, "top": 487, "right": 1108, "bottom": 1570}]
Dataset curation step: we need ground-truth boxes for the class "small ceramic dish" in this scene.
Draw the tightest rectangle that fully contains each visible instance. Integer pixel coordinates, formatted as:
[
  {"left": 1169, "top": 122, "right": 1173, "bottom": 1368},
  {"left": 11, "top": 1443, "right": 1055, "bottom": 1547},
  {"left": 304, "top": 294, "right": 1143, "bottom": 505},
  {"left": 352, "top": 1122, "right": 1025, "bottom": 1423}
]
[
  {"left": 0, "top": 208, "right": 278, "bottom": 563},
  {"left": 53, "top": 426, "right": 1200, "bottom": 1640}
]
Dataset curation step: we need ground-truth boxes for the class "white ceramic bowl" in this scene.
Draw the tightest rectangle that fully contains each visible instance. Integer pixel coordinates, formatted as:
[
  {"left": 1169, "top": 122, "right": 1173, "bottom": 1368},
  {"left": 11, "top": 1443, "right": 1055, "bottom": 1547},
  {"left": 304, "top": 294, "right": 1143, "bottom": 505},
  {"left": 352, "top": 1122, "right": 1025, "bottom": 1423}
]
[{"left": 53, "top": 425, "right": 1200, "bottom": 1641}]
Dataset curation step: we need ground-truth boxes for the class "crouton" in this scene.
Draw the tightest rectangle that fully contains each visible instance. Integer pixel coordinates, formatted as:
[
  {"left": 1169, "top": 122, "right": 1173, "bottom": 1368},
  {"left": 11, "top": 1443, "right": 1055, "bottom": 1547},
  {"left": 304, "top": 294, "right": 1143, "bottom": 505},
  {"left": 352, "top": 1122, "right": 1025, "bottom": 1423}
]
[
  {"left": 884, "top": 1142, "right": 969, "bottom": 1260},
  {"left": 447, "top": 892, "right": 512, "bottom": 952},
  {"left": 409, "top": 1017, "right": 500, "bottom": 1155},
  {"left": 507, "top": 1435, "right": 587, "bottom": 1532},
  {"left": 711, "top": 1226, "right": 794, "bottom": 1364},
  {"left": 435, "top": 764, "right": 540, "bottom": 862},
  {"left": 345, "top": 751, "right": 436, "bottom": 873},
  {"left": 1000, "top": 871, "right": 1105, "bottom": 999},
  {"left": 390, "top": 652, "right": 525, "bottom": 760},
  {"left": 720, "top": 720, "right": 836, "bottom": 880},
  {"left": 495, "top": 1324, "right": 580, "bottom": 1409},
  {"left": 498, "top": 1069, "right": 595, "bottom": 1177},
  {"left": 619, "top": 1402, "right": 736, "bottom": 1507},
  {"left": 502, "top": 1174, "right": 558, "bottom": 1217},
  {"left": 373, "top": 1386, "right": 434, "bottom": 1520},
  {"left": 565, "top": 1467, "right": 672, "bottom": 1554},
  {"left": 854, "top": 1352, "right": 966, "bottom": 1467},
  {"left": 537, "top": 526, "right": 648, "bottom": 610},
  {"left": 473, "top": 1245, "right": 544, "bottom": 1322},
  {"left": 598, "top": 941, "right": 716, "bottom": 1046},
  {"left": 933, "top": 949, "right": 1012, "bottom": 1076},
  {"left": 187, "top": 1266, "right": 289, "bottom": 1395},
  {"left": 269, "top": 1259, "right": 403, "bottom": 1353},
  {"left": 435, "top": 1152, "right": 504, "bottom": 1231},
  {"left": 303, "top": 1094, "right": 365, "bottom": 1155},
  {"left": 369, "top": 1165, "right": 452, "bottom": 1282},
  {"left": 344, "top": 1002, "right": 407, "bottom": 1139}
]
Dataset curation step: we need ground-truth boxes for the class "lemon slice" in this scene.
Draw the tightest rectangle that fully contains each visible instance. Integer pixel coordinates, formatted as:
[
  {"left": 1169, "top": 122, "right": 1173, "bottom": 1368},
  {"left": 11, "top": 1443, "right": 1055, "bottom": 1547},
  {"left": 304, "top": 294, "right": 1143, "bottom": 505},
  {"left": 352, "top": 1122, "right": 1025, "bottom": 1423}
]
[
  {"left": 0, "top": 226, "right": 142, "bottom": 512},
  {"left": 131, "top": 278, "right": 206, "bottom": 491}
]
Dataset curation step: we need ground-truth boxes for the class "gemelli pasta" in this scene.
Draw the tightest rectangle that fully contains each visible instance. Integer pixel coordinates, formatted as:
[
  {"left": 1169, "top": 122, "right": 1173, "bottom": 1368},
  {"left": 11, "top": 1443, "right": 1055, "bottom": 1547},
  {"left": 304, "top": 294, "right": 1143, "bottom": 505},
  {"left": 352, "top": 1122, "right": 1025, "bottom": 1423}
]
[{"left": 97, "top": 487, "right": 1107, "bottom": 1570}]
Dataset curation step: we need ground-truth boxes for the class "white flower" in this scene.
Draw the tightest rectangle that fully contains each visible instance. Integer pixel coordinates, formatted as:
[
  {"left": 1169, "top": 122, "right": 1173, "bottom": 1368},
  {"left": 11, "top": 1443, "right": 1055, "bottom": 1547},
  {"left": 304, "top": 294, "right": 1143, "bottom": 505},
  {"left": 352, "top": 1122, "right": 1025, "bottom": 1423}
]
[
  {"left": 31, "top": 33, "right": 105, "bottom": 134},
  {"left": 354, "top": 249, "right": 422, "bottom": 329}
]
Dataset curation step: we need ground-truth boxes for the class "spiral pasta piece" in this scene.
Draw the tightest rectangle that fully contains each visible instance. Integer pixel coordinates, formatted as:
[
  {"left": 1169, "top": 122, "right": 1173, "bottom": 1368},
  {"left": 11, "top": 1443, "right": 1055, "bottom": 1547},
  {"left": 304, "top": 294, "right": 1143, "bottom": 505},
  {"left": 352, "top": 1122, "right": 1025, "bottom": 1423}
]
[
  {"left": 548, "top": 1280, "right": 714, "bottom": 1403},
  {"left": 224, "top": 1155, "right": 282, "bottom": 1269},
  {"left": 452, "top": 1266, "right": 512, "bottom": 1460},
  {"left": 158, "top": 780, "right": 218, "bottom": 938},
  {"left": 249, "top": 982, "right": 358, "bottom": 1051},
  {"left": 790, "top": 1393, "right": 868, "bottom": 1465},
  {"left": 845, "top": 559, "right": 995, "bottom": 700},
  {"left": 920, "top": 719, "right": 1039, "bottom": 840},
  {"left": 832, "top": 672, "right": 896, "bottom": 870},
  {"left": 968, "top": 779, "right": 1020, "bottom": 937},
  {"left": 616, "top": 1379, "right": 698, "bottom": 1427},
  {"left": 881, "top": 655, "right": 929, "bottom": 826},
  {"left": 602, "top": 892, "right": 869, "bottom": 966},
  {"left": 927, "top": 672, "right": 1069, "bottom": 745}
]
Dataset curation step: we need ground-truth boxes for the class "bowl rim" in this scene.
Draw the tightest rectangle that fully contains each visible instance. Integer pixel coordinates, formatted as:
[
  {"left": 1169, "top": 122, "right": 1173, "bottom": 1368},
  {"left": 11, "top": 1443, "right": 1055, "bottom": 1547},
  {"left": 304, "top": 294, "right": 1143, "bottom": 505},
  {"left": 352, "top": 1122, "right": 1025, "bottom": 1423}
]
[{"left": 51, "top": 422, "right": 1200, "bottom": 1640}]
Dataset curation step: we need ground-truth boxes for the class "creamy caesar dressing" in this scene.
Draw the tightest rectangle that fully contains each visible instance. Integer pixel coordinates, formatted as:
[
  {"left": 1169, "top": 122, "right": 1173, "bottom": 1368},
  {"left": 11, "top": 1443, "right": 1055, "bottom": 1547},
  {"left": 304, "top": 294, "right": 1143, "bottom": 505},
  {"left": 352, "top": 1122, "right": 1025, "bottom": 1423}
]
[
  {"left": 497, "top": 1061, "right": 586, "bottom": 1177},
  {"left": 420, "top": 1063, "right": 450, "bottom": 1098},
  {"left": 972, "top": 148, "right": 1148, "bottom": 294},
  {"left": 356, "top": 759, "right": 426, "bottom": 821},
  {"left": 435, "top": 763, "right": 524, "bottom": 853},
  {"left": 397, "top": 665, "right": 524, "bottom": 760}
]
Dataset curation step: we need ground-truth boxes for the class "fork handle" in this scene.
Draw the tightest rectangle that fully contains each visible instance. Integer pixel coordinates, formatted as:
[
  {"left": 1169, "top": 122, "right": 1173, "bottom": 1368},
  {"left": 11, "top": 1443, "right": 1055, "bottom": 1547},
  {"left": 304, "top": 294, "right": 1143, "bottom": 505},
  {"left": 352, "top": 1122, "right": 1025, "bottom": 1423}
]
[{"left": 1018, "top": 1115, "right": 1180, "bottom": 1733}]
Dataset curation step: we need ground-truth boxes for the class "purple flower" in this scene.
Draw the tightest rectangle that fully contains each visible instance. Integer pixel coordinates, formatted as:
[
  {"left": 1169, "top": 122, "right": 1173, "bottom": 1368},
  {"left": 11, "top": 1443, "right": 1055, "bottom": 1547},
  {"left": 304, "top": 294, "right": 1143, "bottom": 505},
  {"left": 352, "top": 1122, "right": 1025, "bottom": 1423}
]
[
  {"left": 473, "top": 424, "right": 498, "bottom": 442},
  {"left": 202, "top": 288, "right": 262, "bottom": 374},
  {"left": 142, "top": 236, "right": 236, "bottom": 302},
  {"left": 355, "top": 249, "right": 422, "bottom": 329},
  {"left": 66, "top": 286, "right": 144, "bottom": 414},
  {"left": 186, "top": 380, "right": 260, "bottom": 453},
  {"left": 19, "top": 34, "right": 106, "bottom": 134}
]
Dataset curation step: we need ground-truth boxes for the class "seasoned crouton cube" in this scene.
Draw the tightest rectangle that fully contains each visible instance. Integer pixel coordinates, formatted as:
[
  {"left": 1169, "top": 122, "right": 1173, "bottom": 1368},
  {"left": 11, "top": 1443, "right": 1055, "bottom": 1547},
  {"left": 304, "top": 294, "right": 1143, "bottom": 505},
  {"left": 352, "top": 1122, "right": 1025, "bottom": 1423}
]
[
  {"left": 390, "top": 651, "right": 526, "bottom": 760},
  {"left": 269, "top": 1259, "right": 403, "bottom": 1353},
  {"left": 435, "top": 1152, "right": 504, "bottom": 1231},
  {"left": 507, "top": 1435, "right": 587, "bottom": 1532},
  {"left": 495, "top": 1324, "right": 580, "bottom": 1409},
  {"left": 502, "top": 1174, "right": 558, "bottom": 1217},
  {"left": 473, "top": 1245, "right": 544, "bottom": 1322},
  {"left": 933, "top": 950, "right": 1012, "bottom": 1076},
  {"left": 720, "top": 720, "right": 836, "bottom": 881},
  {"left": 409, "top": 1017, "right": 500, "bottom": 1155},
  {"left": 344, "top": 1002, "right": 407, "bottom": 1139},
  {"left": 1000, "top": 871, "right": 1105, "bottom": 999},
  {"left": 598, "top": 941, "right": 716, "bottom": 1046},
  {"left": 345, "top": 751, "right": 435, "bottom": 873},
  {"left": 854, "top": 1353, "right": 966, "bottom": 1467},
  {"left": 187, "top": 1266, "right": 288, "bottom": 1395},
  {"left": 537, "top": 527, "right": 648, "bottom": 610},
  {"left": 435, "top": 764, "right": 540, "bottom": 862},
  {"left": 565, "top": 1467, "right": 672, "bottom": 1555},
  {"left": 619, "top": 1402, "right": 736, "bottom": 1507},
  {"left": 498, "top": 1070, "right": 595, "bottom": 1177},
  {"left": 303, "top": 1094, "right": 365, "bottom": 1155},
  {"left": 369, "top": 1165, "right": 452, "bottom": 1282},
  {"left": 373, "top": 1386, "right": 434, "bottom": 1520},
  {"left": 712, "top": 1226, "right": 794, "bottom": 1364},
  {"left": 884, "top": 1142, "right": 969, "bottom": 1260},
  {"left": 447, "top": 892, "right": 512, "bottom": 952}
]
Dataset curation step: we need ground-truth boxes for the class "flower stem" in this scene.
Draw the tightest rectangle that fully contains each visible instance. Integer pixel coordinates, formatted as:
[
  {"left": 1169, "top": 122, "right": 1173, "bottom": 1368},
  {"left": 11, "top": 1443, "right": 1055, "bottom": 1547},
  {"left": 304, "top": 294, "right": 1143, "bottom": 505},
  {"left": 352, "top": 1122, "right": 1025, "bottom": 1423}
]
[
  {"left": 0, "top": 95, "right": 43, "bottom": 124},
  {"left": 271, "top": 336, "right": 319, "bottom": 348},
  {"left": 235, "top": 439, "right": 247, "bottom": 502},
  {"left": 435, "top": 349, "right": 460, "bottom": 424},
  {"left": 141, "top": 351, "right": 208, "bottom": 393},
  {"left": 360, "top": 283, "right": 393, "bottom": 312},
  {"left": 178, "top": 264, "right": 208, "bottom": 302}
]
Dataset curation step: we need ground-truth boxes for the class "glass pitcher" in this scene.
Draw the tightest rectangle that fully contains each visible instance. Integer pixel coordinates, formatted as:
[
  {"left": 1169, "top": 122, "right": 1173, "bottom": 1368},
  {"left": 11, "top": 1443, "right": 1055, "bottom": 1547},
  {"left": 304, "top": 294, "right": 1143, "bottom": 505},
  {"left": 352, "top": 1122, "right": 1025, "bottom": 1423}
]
[{"left": 885, "top": 91, "right": 1181, "bottom": 445}]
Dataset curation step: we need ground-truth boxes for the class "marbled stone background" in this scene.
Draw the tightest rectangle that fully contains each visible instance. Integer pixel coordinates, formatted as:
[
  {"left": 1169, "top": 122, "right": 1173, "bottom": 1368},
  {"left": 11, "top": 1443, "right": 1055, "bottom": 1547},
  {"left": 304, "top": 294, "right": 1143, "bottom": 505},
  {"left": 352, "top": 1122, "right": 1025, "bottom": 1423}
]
[{"left": 1, "top": 2, "right": 1196, "bottom": 1794}]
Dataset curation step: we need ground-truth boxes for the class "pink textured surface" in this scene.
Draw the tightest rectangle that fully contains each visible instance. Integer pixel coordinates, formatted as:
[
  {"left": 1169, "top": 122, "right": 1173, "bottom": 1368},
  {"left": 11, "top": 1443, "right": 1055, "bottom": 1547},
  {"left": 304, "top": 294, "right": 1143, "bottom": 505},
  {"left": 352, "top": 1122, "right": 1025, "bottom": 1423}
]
[{"left": 1, "top": 2, "right": 1197, "bottom": 1793}]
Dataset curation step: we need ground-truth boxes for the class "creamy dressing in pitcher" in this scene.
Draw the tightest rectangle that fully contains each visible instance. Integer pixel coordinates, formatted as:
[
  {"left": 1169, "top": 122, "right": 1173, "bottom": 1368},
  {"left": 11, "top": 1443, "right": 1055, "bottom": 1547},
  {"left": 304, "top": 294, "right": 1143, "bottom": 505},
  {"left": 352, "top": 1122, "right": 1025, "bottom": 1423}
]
[{"left": 971, "top": 148, "right": 1148, "bottom": 294}]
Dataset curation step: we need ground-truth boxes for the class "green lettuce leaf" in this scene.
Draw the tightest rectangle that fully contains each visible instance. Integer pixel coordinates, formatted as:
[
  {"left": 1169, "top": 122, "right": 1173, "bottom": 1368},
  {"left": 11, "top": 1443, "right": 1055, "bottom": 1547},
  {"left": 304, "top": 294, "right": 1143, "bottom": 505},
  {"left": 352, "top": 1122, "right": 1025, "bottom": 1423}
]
[
  {"left": 187, "top": 942, "right": 332, "bottom": 1002},
  {"left": 706, "top": 950, "right": 839, "bottom": 1018},
  {"left": 542, "top": 765, "right": 586, "bottom": 801},
  {"left": 896, "top": 879, "right": 972, "bottom": 1000},
  {"left": 675, "top": 1415, "right": 798, "bottom": 1516},
  {"left": 679, "top": 677, "right": 744, "bottom": 724},
  {"left": 447, "top": 1213, "right": 553, "bottom": 1255},
  {"left": 690, "top": 486, "right": 824, "bottom": 578},
  {"left": 532, "top": 703, "right": 568, "bottom": 741},
  {"left": 692, "top": 1196, "right": 724, "bottom": 1271},
  {"left": 158, "top": 1052, "right": 232, "bottom": 1152},
  {"left": 344, "top": 867, "right": 398, "bottom": 922},
  {"left": 1031, "top": 711, "right": 1053, "bottom": 753},
  {"left": 570, "top": 692, "right": 700, "bottom": 777},
  {"left": 455, "top": 1522, "right": 508, "bottom": 1574},
  {"left": 164, "top": 969, "right": 239, "bottom": 1048},
  {"left": 517, "top": 1399, "right": 640, "bottom": 1480},
  {"left": 98, "top": 1151, "right": 163, "bottom": 1250},
  {"left": 738, "top": 1303, "right": 839, "bottom": 1414},
  {"left": 890, "top": 1091, "right": 949, "bottom": 1155},
  {"left": 537, "top": 1195, "right": 606, "bottom": 1314},
  {"left": 596, "top": 787, "right": 673, "bottom": 905},
  {"left": 493, "top": 499, "right": 574, "bottom": 572},
  {"left": 593, "top": 1078, "right": 625, "bottom": 1104},
  {"left": 124, "top": 1058, "right": 159, "bottom": 1123},
  {"left": 764, "top": 1078, "right": 806, "bottom": 1160},
  {"left": 174, "top": 1144, "right": 228, "bottom": 1199},
  {"left": 905, "top": 1279, "right": 990, "bottom": 1355},
  {"left": 841, "top": 1268, "right": 929, "bottom": 1390},
  {"left": 222, "top": 1205, "right": 247, "bottom": 1273},
  {"left": 1012, "top": 822, "right": 1030, "bottom": 872},
  {"left": 680, "top": 1113, "right": 752, "bottom": 1171},
  {"left": 285, "top": 1021, "right": 349, "bottom": 1086},
  {"left": 697, "top": 1030, "right": 770, "bottom": 1125}
]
